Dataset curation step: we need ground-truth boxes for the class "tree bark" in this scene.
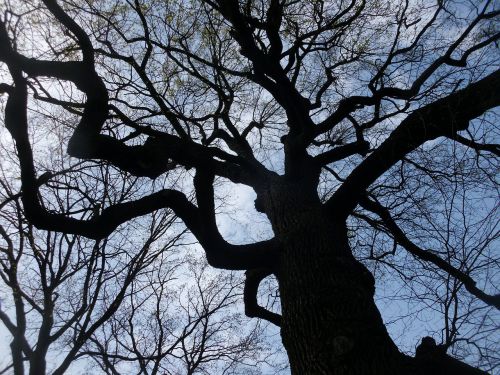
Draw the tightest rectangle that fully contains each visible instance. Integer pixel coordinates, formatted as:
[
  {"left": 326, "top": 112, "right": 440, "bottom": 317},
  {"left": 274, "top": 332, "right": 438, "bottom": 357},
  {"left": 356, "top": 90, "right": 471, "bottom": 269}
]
[
  {"left": 260, "top": 180, "right": 486, "bottom": 375},
  {"left": 11, "top": 337, "right": 25, "bottom": 375}
]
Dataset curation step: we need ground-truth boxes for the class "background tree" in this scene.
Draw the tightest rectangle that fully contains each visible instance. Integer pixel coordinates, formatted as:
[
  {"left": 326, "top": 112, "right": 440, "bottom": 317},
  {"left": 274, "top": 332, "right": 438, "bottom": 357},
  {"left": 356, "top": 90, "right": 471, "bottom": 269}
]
[
  {"left": 0, "top": 0, "right": 498, "bottom": 374},
  {"left": 84, "top": 260, "right": 281, "bottom": 375}
]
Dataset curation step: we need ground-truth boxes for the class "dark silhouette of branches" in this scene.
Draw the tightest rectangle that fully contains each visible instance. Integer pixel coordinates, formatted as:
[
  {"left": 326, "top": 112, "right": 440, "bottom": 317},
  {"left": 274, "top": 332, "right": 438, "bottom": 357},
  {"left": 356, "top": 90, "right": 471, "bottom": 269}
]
[{"left": 0, "top": 0, "right": 499, "bottom": 373}]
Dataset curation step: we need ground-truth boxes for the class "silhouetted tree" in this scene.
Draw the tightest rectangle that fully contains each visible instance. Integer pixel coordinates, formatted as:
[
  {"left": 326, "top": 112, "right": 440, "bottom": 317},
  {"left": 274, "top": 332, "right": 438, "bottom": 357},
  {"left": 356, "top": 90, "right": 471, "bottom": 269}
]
[
  {"left": 84, "top": 260, "right": 278, "bottom": 375},
  {"left": 0, "top": 0, "right": 498, "bottom": 374}
]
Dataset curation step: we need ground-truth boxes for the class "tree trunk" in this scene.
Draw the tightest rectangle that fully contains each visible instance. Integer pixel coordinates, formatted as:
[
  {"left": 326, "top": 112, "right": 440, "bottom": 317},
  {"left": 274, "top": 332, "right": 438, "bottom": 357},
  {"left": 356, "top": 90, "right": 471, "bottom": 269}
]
[
  {"left": 277, "top": 227, "right": 405, "bottom": 374},
  {"left": 260, "top": 180, "right": 422, "bottom": 374},
  {"left": 29, "top": 350, "right": 47, "bottom": 375},
  {"left": 11, "top": 337, "right": 25, "bottom": 375}
]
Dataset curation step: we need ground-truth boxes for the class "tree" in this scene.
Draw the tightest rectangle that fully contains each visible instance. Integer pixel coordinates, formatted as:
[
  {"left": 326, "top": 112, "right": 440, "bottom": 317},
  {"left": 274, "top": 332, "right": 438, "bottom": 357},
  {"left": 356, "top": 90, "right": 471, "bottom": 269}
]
[
  {"left": 85, "top": 260, "right": 280, "bottom": 375},
  {"left": 0, "top": 0, "right": 499, "bottom": 374}
]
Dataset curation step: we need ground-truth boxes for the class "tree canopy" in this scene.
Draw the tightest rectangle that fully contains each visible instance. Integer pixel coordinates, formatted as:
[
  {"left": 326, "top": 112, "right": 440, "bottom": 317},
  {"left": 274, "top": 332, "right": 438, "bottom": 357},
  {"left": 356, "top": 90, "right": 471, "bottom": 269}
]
[{"left": 0, "top": 0, "right": 499, "bottom": 374}]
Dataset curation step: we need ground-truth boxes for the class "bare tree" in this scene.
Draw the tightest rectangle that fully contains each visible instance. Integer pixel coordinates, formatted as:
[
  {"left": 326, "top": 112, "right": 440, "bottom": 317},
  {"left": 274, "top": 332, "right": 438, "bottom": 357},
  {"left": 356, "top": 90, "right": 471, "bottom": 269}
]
[
  {"left": 84, "top": 260, "right": 280, "bottom": 375},
  {"left": 0, "top": 146, "right": 184, "bottom": 374},
  {"left": 0, "top": 0, "right": 499, "bottom": 374}
]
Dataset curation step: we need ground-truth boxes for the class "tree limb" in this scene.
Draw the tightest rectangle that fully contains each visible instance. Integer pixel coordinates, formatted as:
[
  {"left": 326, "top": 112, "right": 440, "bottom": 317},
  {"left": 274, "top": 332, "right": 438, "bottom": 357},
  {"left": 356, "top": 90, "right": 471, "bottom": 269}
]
[
  {"left": 193, "top": 170, "right": 280, "bottom": 270},
  {"left": 359, "top": 196, "right": 500, "bottom": 310},
  {"left": 0, "top": 50, "right": 277, "bottom": 270},
  {"left": 314, "top": 140, "right": 370, "bottom": 165},
  {"left": 447, "top": 133, "right": 500, "bottom": 157},
  {"left": 327, "top": 69, "right": 500, "bottom": 215},
  {"left": 244, "top": 268, "right": 282, "bottom": 327}
]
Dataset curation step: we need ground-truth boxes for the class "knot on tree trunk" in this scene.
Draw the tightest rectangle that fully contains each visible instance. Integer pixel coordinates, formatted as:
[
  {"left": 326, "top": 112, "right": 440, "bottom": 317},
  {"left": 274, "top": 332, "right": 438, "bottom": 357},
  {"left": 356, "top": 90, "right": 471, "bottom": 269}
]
[{"left": 415, "top": 337, "right": 488, "bottom": 375}]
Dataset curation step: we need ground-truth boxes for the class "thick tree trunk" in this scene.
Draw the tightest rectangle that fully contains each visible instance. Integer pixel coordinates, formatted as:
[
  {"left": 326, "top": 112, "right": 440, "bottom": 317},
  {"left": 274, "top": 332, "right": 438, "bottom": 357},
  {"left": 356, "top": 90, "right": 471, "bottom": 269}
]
[
  {"left": 260, "top": 180, "right": 404, "bottom": 374},
  {"left": 277, "top": 225, "right": 404, "bottom": 374},
  {"left": 260, "top": 180, "right": 485, "bottom": 375}
]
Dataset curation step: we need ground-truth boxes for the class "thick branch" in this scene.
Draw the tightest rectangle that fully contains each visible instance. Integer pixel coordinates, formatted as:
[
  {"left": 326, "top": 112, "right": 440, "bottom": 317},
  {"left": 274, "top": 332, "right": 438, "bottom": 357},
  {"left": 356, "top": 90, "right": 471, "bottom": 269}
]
[
  {"left": 327, "top": 69, "right": 500, "bottom": 215},
  {"left": 12, "top": 122, "right": 277, "bottom": 268},
  {"left": 313, "top": 140, "right": 370, "bottom": 165},
  {"left": 1, "top": 47, "right": 277, "bottom": 271},
  {"left": 193, "top": 170, "right": 280, "bottom": 270}
]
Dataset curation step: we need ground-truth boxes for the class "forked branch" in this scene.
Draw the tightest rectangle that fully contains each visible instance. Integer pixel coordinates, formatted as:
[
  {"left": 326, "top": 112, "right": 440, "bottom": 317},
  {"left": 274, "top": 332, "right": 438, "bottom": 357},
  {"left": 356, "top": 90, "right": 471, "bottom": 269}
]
[
  {"left": 244, "top": 268, "right": 282, "bottom": 327},
  {"left": 359, "top": 196, "right": 500, "bottom": 310},
  {"left": 327, "top": 69, "right": 500, "bottom": 215}
]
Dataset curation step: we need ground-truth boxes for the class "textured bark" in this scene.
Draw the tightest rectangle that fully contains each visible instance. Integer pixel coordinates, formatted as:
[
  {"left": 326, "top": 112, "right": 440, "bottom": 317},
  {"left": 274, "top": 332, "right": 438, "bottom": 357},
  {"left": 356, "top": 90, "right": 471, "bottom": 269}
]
[
  {"left": 259, "top": 180, "right": 403, "bottom": 374},
  {"left": 259, "top": 180, "right": 487, "bottom": 375}
]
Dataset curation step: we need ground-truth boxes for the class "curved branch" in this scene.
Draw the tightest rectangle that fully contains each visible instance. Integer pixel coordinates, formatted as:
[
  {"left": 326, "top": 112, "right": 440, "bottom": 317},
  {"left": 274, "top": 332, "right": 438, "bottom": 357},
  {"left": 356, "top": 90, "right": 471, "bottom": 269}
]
[
  {"left": 327, "top": 69, "right": 500, "bottom": 215},
  {"left": 10, "top": 113, "right": 277, "bottom": 267},
  {"left": 0, "top": 14, "right": 261, "bottom": 186},
  {"left": 244, "top": 268, "right": 282, "bottom": 327},
  {"left": 0, "top": 7, "right": 279, "bottom": 273},
  {"left": 1, "top": 52, "right": 277, "bottom": 270},
  {"left": 193, "top": 170, "right": 280, "bottom": 270},
  {"left": 359, "top": 196, "right": 500, "bottom": 310}
]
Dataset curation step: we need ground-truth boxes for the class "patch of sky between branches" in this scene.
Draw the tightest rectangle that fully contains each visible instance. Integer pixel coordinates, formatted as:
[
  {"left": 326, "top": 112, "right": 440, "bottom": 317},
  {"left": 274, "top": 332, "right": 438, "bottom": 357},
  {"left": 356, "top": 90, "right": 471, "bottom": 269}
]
[{"left": 215, "top": 179, "right": 274, "bottom": 245}]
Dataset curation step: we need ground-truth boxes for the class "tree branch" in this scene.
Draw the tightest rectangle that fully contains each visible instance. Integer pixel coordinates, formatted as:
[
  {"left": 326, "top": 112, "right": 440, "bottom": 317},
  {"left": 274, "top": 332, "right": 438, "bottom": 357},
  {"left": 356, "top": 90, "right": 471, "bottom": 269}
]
[
  {"left": 359, "top": 196, "right": 500, "bottom": 310},
  {"left": 0, "top": 11, "right": 278, "bottom": 271},
  {"left": 244, "top": 268, "right": 281, "bottom": 327},
  {"left": 327, "top": 69, "right": 500, "bottom": 215},
  {"left": 314, "top": 140, "right": 370, "bottom": 166},
  {"left": 447, "top": 133, "right": 500, "bottom": 157},
  {"left": 193, "top": 170, "right": 280, "bottom": 270}
]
